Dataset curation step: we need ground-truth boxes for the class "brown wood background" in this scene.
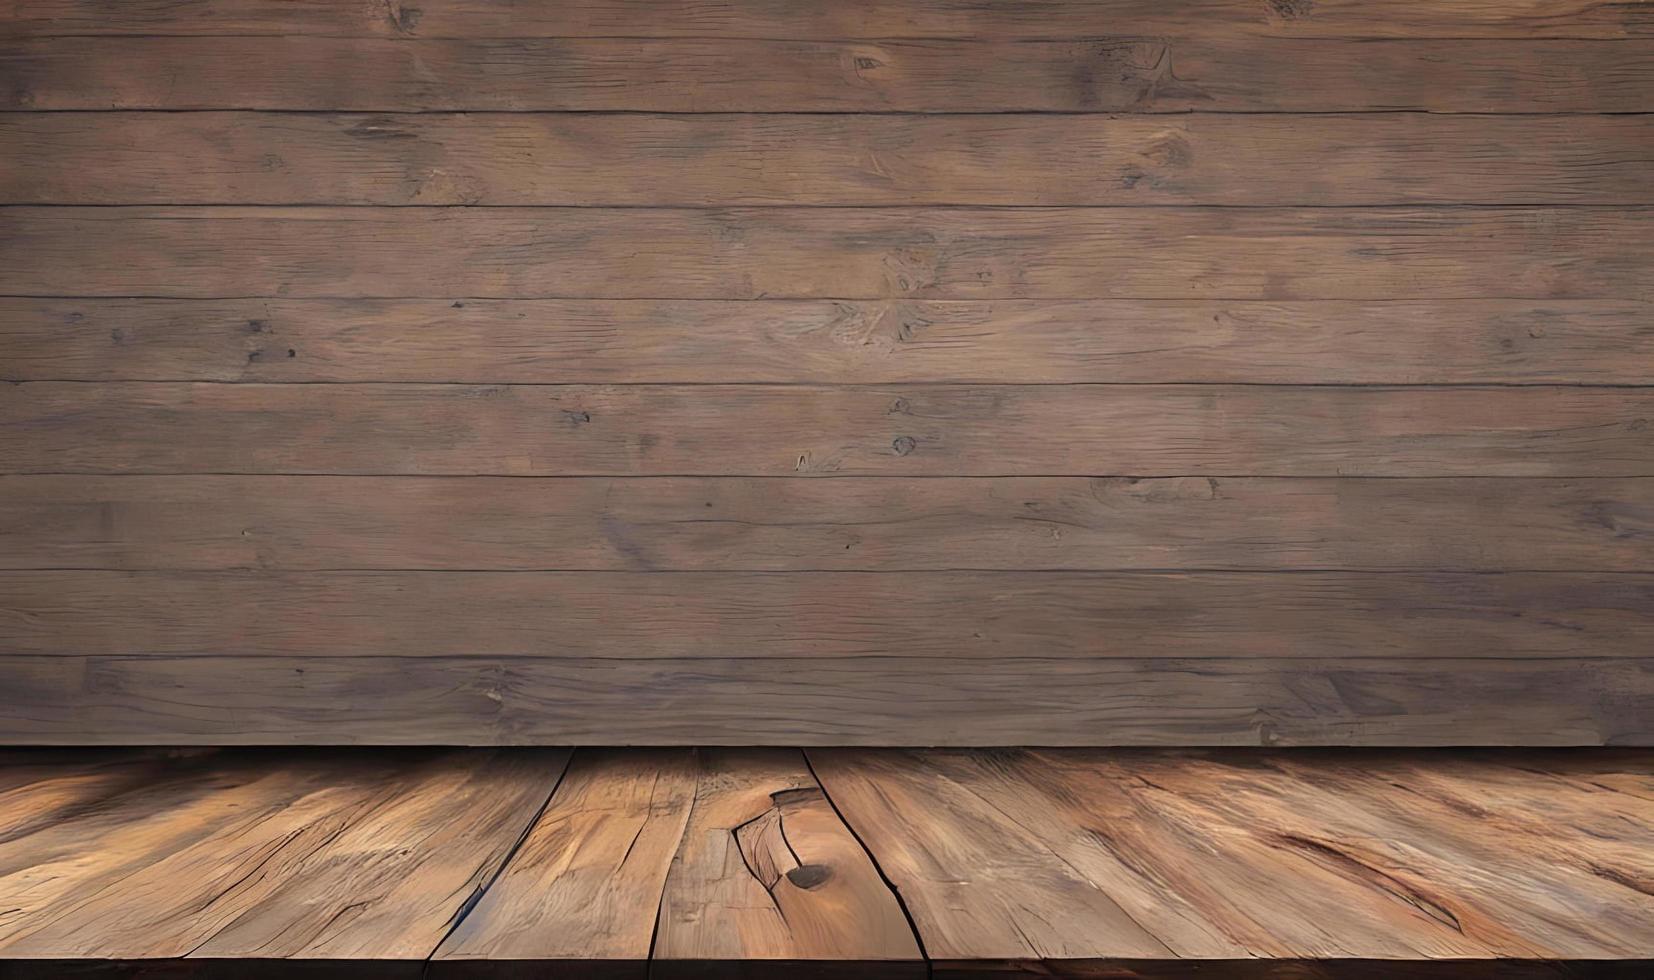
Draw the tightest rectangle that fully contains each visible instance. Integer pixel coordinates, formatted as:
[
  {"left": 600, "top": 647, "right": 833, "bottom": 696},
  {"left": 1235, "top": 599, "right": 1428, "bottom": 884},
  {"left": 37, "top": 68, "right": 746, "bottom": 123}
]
[{"left": 2, "top": 0, "right": 1652, "bottom": 746}]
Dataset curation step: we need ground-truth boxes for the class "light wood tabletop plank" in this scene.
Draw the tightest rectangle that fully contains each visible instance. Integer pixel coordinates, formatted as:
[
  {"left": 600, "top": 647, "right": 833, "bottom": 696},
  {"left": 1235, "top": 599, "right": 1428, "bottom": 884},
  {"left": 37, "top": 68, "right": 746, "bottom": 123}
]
[
  {"left": 0, "top": 748, "right": 567, "bottom": 961},
  {"left": 810, "top": 748, "right": 1654, "bottom": 970},
  {"left": 435, "top": 748, "right": 698, "bottom": 976},
  {"left": 652, "top": 748, "right": 922, "bottom": 977}
]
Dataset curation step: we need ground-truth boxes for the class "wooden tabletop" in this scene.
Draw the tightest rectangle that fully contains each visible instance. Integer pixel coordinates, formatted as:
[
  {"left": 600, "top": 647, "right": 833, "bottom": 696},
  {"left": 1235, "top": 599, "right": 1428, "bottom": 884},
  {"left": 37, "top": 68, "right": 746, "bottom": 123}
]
[
  {"left": 0, "top": 747, "right": 1649, "bottom": 977},
  {"left": 0, "top": 750, "right": 1647, "bottom": 971}
]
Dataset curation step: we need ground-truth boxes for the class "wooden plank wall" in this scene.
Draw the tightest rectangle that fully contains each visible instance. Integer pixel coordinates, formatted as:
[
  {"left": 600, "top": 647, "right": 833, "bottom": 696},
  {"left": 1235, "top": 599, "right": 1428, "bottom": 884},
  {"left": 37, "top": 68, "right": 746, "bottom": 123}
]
[{"left": 1, "top": 0, "right": 1652, "bottom": 745}]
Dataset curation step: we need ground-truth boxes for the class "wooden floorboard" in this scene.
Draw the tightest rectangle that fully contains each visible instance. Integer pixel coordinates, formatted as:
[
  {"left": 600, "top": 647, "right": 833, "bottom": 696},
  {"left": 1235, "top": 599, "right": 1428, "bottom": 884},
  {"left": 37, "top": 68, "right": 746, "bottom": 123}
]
[
  {"left": 6, "top": 206, "right": 1651, "bottom": 300},
  {"left": 6, "top": 476, "right": 1652, "bottom": 572},
  {"left": 8, "top": 383, "right": 1654, "bottom": 477},
  {"left": 0, "top": 748, "right": 1648, "bottom": 977},
  {"left": 6, "top": 38, "right": 1652, "bottom": 112},
  {"left": 10, "top": 114, "right": 1654, "bottom": 206},
  {"left": 4, "top": 0, "right": 1647, "bottom": 39},
  {"left": 6, "top": 297, "right": 1653, "bottom": 386}
]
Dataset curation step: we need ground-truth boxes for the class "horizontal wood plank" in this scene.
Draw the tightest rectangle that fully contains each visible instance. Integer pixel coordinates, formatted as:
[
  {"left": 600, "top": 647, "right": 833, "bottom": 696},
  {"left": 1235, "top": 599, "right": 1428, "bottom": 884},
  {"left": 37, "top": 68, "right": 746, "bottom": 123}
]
[
  {"left": 6, "top": 570, "right": 1650, "bottom": 660},
  {"left": 8, "top": 113, "right": 1654, "bottom": 206},
  {"left": 4, "top": 0, "right": 1647, "bottom": 39},
  {"left": 4, "top": 475, "right": 1651, "bottom": 572},
  {"left": 6, "top": 297, "right": 1654, "bottom": 385},
  {"left": 2, "top": 655, "right": 1647, "bottom": 745},
  {"left": 5, "top": 383, "right": 1652, "bottom": 477},
  {"left": 8, "top": 38, "right": 1652, "bottom": 112},
  {"left": 6, "top": 207, "right": 1649, "bottom": 301}
]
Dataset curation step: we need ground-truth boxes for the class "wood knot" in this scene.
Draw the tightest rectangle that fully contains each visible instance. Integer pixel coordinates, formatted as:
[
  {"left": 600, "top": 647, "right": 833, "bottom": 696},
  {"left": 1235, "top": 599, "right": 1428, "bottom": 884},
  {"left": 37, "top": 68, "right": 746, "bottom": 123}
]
[
  {"left": 386, "top": 2, "right": 423, "bottom": 32},
  {"left": 785, "top": 864, "right": 832, "bottom": 890},
  {"left": 891, "top": 436, "right": 917, "bottom": 456},
  {"left": 1266, "top": 0, "right": 1315, "bottom": 21}
]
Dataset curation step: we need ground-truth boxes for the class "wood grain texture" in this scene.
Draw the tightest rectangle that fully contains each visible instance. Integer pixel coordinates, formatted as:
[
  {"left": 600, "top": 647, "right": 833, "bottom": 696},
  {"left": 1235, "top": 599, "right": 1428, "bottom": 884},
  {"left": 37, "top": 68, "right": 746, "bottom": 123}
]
[
  {"left": 2, "top": 748, "right": 1649, "bottom": 977},
  {"left": 8, "top": 38, "right": 1652, "bottom": 112},
  {"left": 4, "top": 0, "right": 1647, "bottom": 39},
  {"left": 1, "top": 656, "right": 1647, "bottom": 745},
  {"left": 0, "top": 747, "right": 567, "bottom": 960},
  {"left": 6, "top": 383, "right": 1652, "bottom": 477},
  {"left": 6, "top": 297, "right": 1654, "bottom": 385},
  {"left": 436, "top": 747, "right": 920, "bottom": 977},
  {"left": 5, "top": 0, "right": 1654, "bottom": 752},
  {"left": 11, "top": 113, "right": 1654, "bottom": 206},
  {"left": 807, "top": 748, "right": 1654, "bottom": 969},
  {"left": 435, "top": 748, "right": 697, "bottom": 974},
  {"left": 6, "top": 569, "right": 1650, "bottom": 660},
  {"left": 5, "top": 207, "right": 1651, "bottom": 300},
  {"left": 652, "top": 748, "right": 922, "bottom": 976},
  {"left": 4, "top": 475, "right": 1652, "bottom": 572}
]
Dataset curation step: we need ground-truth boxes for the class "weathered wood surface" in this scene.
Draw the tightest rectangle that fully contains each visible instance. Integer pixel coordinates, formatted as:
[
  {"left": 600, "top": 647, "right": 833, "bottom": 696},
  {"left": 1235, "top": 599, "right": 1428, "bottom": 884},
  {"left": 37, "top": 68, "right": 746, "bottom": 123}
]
[
  {"left": 6, "top": 476, "right": 1651, "bottom": 572},
  {"left": 1, "top": 656, "right": 1647, "bottom": 745},
  {"left": 434, "top": 748, "right": 697, "bottom": 975},
  {"left": 807, "top": 747, "right": 1654, "bottom": 970},
  {"left": 6, "top": 38, "right": 1651, "bottom": 113},
  {"left": 6, "top": 297, "right": 1652, "bottom": 385},
  {"left": 5, "top": 0, "right": 1654, "bottom": 750},
  {"left": 4, "top": 0, "right": 1648, "bottom": 39},
  {"left": 651, "top": 749, "right": 921, "bottom": 975},
  {"left": 5, "top": 207, "right": 1652, "bottom": 300},
  {"left": 435, "top": 747, "right": 920, "bottom": 977},
  {"left": 11, "top": 113, "right": 1654, "bottom": 206},
  {"left": 7, "top": 747, "right": 1646, "bottom": 976},
  {"left": 5, "top": 570, "right": 1650, "bottom": 661},
  {"left": 5, "top": 382, "right": 1651, "bottom": 477},
  {"left": 0, "top": 747, "right": 567, "bottom": 960}
]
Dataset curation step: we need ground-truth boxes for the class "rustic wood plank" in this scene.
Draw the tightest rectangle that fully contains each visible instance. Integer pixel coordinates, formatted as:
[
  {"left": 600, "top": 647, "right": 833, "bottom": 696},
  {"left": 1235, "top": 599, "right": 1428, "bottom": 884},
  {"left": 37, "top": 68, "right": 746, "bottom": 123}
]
[
  {"left": 4, "top": 207, "right": 1650, "bottom": 301},
  {"left": 652, "top": 748, "right": 922, "bottom": 977},
  {"left": 1185, "top": 752, "right": 1654, "bottom": 957},
  {"left": 5, "top": 569, "right": 1649, "bottom": 661},
  {"left": 7, "top": 38, "right": 1652, "bottom": 112},
  {"left": 1, "top": 656, "right": 1647, "bottom": 745},
  {"left": 907, "top": 750, "right": 1517, "bottom": 958},
  {"left": 436, "top": 747, "right": 922, "bottom": 977},
  {"left": 0, "top": 747, "right": 567, "bottom": 960},
  {"left": 808, "top": 748, "right": 1654, "bottom": 970},
  {"left": 4, "top": 0, "right": 1647, "bottom": 39},
  {"left": 5, "top": 382, "right": 1651, "bottom": 477},
  {"left": 10, "top": 113, "right": 1654, "bottom": 207},
  {"left": 6, "top": 475, "right": 1651, "bottom": 572},
  {"left": 1075, "top": 749, "right": 1654, "bottom": 957},
  {"left": 804, "top": 749, "right": 1197, "bottom": 963},
  {"left": 6, "top": 297, "right": 1654, "bottom": 386},
  {"left": 434, "top": 748, "right": 698, "bottom": 977},
  {"left": 2, "top": 749, "right": 1648, "bottom": 976}
]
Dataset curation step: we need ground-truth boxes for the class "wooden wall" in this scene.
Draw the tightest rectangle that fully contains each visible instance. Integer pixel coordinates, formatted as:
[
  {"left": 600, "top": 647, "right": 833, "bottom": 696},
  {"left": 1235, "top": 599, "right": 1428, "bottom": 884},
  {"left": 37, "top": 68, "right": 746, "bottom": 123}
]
[{"left": 2, "top": 0, "right": 1652, "bottom": 745}]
